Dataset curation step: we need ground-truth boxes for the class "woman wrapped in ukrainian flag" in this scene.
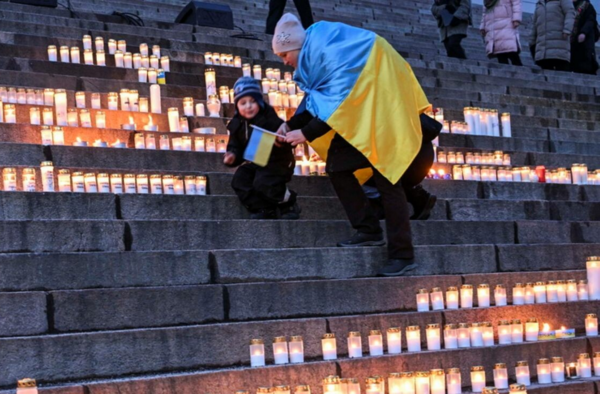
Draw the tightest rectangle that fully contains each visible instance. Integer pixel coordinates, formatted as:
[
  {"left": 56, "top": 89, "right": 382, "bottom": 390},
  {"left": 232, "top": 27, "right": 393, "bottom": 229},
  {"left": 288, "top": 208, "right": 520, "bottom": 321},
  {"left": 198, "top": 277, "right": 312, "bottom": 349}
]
[{"left": 273, "top": 13, "right": 438, "bottom": 277}]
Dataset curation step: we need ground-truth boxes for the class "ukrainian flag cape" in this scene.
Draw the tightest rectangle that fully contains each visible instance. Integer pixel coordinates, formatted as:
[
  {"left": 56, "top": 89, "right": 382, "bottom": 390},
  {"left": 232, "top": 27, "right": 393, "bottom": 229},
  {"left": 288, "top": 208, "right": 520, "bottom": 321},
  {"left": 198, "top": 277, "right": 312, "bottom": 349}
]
[{"left": 294, "top": 22, "right": 430, "bottom": 184}]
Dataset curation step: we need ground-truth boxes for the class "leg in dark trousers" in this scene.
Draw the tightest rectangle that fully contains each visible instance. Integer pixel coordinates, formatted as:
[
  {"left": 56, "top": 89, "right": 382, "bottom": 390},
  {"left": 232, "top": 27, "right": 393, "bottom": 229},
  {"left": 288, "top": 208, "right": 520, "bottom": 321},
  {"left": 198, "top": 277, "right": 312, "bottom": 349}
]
[
  {"left": 266, "top": 0, "right": 314, "bottom": 34},
  {"left": 537, "top": 59, "right": 570, "bottom": 71},
  {"left": 443, "top": 35, "right": 467, "bottom": 59},
  {"left": 231, "top": 163, "right": 289, "bottom": 213},
  {"left": 497, "top": 52, "right": 523, "bottom": 66},
  {"left": 328, "top": 170, "right": 382, "bottom": 236}
]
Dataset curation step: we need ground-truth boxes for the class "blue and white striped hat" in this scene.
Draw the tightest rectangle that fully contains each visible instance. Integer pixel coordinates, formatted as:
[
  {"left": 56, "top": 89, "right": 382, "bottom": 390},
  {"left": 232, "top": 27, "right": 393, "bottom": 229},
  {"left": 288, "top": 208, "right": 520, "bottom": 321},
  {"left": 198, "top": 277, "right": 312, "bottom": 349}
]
[{"left": 233, "top": 76, "right": 265, "bottom": 108}]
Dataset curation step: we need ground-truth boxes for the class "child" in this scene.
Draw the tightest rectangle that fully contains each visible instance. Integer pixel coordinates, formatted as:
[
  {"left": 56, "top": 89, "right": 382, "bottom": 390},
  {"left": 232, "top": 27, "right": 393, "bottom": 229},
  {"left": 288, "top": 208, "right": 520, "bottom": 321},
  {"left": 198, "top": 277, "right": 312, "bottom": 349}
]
[{"left": 223, "top": 76, "right": 300, "bottom": 219}]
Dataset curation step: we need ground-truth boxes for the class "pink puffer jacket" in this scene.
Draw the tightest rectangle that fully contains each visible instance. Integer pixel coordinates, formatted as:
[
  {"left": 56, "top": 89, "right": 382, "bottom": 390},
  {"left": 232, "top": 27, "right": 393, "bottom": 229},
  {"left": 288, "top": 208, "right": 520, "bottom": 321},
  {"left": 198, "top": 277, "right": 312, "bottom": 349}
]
[{"left": 480, "top": 0, "right": 523, "bottom": 55}]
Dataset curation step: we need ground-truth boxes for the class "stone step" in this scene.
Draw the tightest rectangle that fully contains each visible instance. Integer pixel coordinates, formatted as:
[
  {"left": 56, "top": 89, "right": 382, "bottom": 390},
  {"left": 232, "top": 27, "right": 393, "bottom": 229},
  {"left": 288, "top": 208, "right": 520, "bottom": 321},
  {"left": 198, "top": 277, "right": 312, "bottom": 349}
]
[
  {"left": 0, "top": 243, "right": 597, "bottom": 291},
  {"left": 0, "top": 302, "right": 596, "bottom": 386}
]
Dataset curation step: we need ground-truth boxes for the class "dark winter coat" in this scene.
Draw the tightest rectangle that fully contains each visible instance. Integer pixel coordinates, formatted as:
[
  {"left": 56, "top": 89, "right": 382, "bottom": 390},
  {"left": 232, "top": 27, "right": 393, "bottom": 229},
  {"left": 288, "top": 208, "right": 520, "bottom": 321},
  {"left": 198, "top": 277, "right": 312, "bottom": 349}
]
[
  {"left": 570, "top": 0, "right": 599, "bottom": 74},
  {"left": 431, "top": 0, "right": 472, "bottom": 42},
  {"left": 225, "top": 104, "right": 295, "bottom": 174},
  {"left": 530, "top": 0, "right": 576, "bottom": 62}
]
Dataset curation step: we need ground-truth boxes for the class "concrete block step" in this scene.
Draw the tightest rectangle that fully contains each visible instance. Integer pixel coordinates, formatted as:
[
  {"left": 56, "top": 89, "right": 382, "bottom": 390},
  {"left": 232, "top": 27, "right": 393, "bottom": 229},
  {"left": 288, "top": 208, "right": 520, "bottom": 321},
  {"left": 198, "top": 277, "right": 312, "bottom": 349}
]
[
  {"left": 211, "top": 243, "right": 600, "bottom": 283},
  {"left": 0, "top": 303, "right": 597, "bottom": 386},
  {"left": 0, "top": 251, "right": 212, "bottom": 291}
]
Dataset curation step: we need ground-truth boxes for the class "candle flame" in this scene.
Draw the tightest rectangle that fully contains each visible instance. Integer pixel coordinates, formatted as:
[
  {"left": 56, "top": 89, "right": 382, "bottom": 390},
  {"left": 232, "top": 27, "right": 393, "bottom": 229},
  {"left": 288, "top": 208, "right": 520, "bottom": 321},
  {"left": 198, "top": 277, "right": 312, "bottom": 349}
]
[
  {"left": 129, "top": 116, "right": 134, "bottom": 125},
  {"left": 543, "top": 323, "right": 551, "bottom": 332},
  {"left": 148, "top": 115, "right": 154, "bottom": 125},
  {"left": 95, "top": 139, "right": 102, "bottom": 144},
  {"left": 76, "top": 137, "right": 82, "bottom": 142},
  {"left": 560, "top": 326, "right": 566, "bottom": 330},
  {"left": 438, "top": 169, "right": 445, "bottom": 176}
]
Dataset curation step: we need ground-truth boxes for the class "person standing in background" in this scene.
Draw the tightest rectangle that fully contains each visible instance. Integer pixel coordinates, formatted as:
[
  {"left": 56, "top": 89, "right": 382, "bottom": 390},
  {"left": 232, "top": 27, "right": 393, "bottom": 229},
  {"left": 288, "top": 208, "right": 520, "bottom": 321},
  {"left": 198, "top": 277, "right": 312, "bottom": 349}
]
[
  {"left": 529, "top": 0, "right": 575, "bottom": 71},
  {"left": 431, "top": 0, "right": 472, "bottom": 59},
  {"left": 266, "top": 0, "right": 314, "bottom": 34},
  {"left": 480, "top": 0, "right": 523, "bottom": 65},
  {"left": 570, "top": 0, "right": 599, "bottom": 74}
]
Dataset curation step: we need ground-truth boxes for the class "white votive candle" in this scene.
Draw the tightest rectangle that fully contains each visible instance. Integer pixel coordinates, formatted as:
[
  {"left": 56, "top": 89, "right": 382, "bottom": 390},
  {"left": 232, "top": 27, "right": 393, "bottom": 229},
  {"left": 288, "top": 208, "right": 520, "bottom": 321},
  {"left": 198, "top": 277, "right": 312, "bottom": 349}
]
[
  {"left": 289, "top": 335, "right": 304, "bottom": 363},
  {"left": 477, "top": 284, "right": 490, "bottom": 307},
  {"left": 347, "top": 332, "right": 363, "bottom": 358},
  {"left": 493, "top": 364, "right": 509, "bottom": 389},
  {"left": 406, "top": 326, "right": 421, "bottom": 352},
  {"left": 322, "top": 333, "right": 337, "bottom": 360},
  {"left": 273, "top": 336, "right": 289, "bottom": 365},
  {"left": 387, "top": 327, "right": 402, "bottom": 354},
  {"left": 249, "top": 339, "right": 265, "bottom": 367},
  {"left": 470, "top": 367, "right": 486, "bottom": 393},
  {"left": 416, "top": 289, "right": 430, "bottom": 312},
  {"left": 586, "top": 313, "right": 598, "bottom": 336},
  {"left": 551, "top": 357, "right": 565, "bottom": 383},
  {"left": 515, "top": 361, "right": 531, "bottom": 386},
  {"left": 426, "top": 324, "right": 441, "bottom": 350},
  {"left": 446, "top": 287, "right": 459, "bottom": 309},
  {"left": 537, "top": 359, "right": 552, "bottom": 384},
  {"left": 444, "top": 324, "right": 459, "bottom": 349}
]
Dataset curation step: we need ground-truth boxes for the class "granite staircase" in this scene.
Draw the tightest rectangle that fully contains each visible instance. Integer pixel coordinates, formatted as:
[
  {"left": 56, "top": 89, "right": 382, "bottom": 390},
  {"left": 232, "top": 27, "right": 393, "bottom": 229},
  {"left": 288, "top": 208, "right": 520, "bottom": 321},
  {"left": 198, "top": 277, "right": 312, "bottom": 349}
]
[{"left": 0, "top": 0, "right": 599, "bottom": 393}]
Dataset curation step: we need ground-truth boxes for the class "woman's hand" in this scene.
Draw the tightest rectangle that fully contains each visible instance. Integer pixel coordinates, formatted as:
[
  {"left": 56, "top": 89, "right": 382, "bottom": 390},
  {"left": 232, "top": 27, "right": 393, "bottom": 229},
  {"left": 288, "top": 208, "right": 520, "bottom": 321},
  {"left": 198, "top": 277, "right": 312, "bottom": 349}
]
[
  {"left": 578, "top": 34, "right": 586, "bottom": 43},
  {"left": 512, "top": 20, "right": 520, "bottom": 29},
  {"left": 284, "top": 129, "right": 307, "bottom": 146},
  {"left": 223, "top": 152, "right": 236, "bottom": 165}
]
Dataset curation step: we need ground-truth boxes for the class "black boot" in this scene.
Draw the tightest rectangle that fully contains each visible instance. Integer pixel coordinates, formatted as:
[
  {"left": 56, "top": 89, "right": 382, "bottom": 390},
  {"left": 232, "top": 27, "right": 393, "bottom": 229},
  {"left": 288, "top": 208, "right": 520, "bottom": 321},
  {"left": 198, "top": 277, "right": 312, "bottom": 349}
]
[
  {"left": 280, "top": 201, "right": 301, "bottom": 220},
  {"left": 250, "top": 208, "right": 279, "bottom": 220},
  {"left": 377, "top": 258, "right": 417, "bottom": 277},
  {"left": 407, "top": 185, "right": 437, "bottom": 220},
  {"left": 337, "top": 232, "right": 386, "bottom": 247}
]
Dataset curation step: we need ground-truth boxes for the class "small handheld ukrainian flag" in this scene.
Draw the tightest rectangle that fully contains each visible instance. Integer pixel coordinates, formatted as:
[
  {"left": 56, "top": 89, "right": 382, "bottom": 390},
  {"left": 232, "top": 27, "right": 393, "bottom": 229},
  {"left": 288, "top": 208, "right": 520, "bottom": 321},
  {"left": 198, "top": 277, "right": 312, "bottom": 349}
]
[{"left": 243, "top": 125, "right": 278, "bottom": 167}]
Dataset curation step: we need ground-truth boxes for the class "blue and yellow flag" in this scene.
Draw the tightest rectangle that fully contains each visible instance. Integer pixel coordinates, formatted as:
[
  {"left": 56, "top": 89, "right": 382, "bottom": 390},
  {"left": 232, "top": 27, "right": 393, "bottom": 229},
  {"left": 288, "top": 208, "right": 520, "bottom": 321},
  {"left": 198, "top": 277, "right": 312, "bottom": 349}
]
[
  {"left": 294, "top": 22, "right": 430, "bottom": 184},
  {"left": 243, "top": 125, "right": 278, "bottom": 167}
]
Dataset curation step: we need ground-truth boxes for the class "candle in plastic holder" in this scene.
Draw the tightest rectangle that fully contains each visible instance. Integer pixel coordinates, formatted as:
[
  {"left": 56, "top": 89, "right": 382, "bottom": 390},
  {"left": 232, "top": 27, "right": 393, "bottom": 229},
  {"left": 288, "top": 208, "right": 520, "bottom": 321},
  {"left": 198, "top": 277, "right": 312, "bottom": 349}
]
[
  {"left": 509, "top": 383, "right": 527, "bottom": 394},
  {"left": 416, "top": 288, "right": 430, "bottom": 312},
  {"left": 578, "top": 280, "right": 589, "bottom": 300},
  {"left": 588, "top": 256, "right": 600, "bottom": 300},
  {"left": 206, "top": 137, "right": 216, "bottom": 152},
  {"left": 207, "top": 95, "right": 221, "bottom": 117},
  {"left": 252, "top": 64, "right": 262, "bottom": 80},
  {"left": 168, "top": 108, "right": 180, "bottom": 132},
  {"left": 97, "top": 173, "right": 110, "bottom": 193},
  {"left": 160, "top": 56, "right": 170, "bottom": 72},
  {"left": 460, "top": 285, "right": 473, "bottom": 308},
  {"left": 148, "top": 68, "right": 157, "bottom": 84},
  {"left": 114, "top": 50, "right": 124, "bottom": 68},
  {"left": 579, "top": 353, "right": 593, "bottom": 377},
  {"left": 136, "top": 174, "right": 149, "bottom": 194},
  {"left": 52, "top": 127, "right": 64, "bottom": 145},
  {"left": 347, "top": 331, "right": 363, "bottom": 358},
  {"left": 149, "top": 55, "right": 159, "bottom": 69},
  {"left": 477, "top": 284, "right": 490, "bottom": 307},
  {"left": 287, "top": 335, "right": 304, "bottom": 363},
  {"left": 547, "top": 280, "right": 559, "bottom": 303},
  {"left": 180, "top": 117, "right": 190, "bottom": 133},
  {"left": 406, "top": 326, "right": 421, "bottom": 352},
  {"left": 515, "top": 361, "right": 531, "bottom": 386},
  {"left": 537, "top": 358, "right": 552, "bottom": 384},
  {"left": 482, "top": 322, "right": 494, "bottom": 347},
  {"left": 92, "top": 111, "right": 106, "bottom": 129},
  {"left": 16, "top": 88, "right": 26, "bottom": 104},
  {"left": 446, "top": 286, "right": 459, "bottom": 309},
  {"left": 205, "top": 67, "right": 217, "bottom": 99},
  {"left": 242, "top": 63, "right": 251, "bottom": 77},
  {"left": 122, "top": 174, "right": 136, "bottom": 194},
  {"left": 368, "top": 330, "right": 383, "bottom": 356},
  {"left": 67, "top": 108, "right": 79, "bottom": 127},
  {"left": 146, "top": 134, "right": 156, "bottom": 150},
  {"left": 152, "top": 45, "right": 160, "bottom": 58},
  {"left": 446, "top": 368, "right": 461, "bottom": 394},
  {"left": 534, "top": 281, "right": 547, "bottom": 303},
  {"left": 195, "top": 103, "right": 205, "bottom": 117},
  {"left": 83, "top": 49, "right": 94, "bottom": 65},
  {"left": 139, "top": 97, "right": 149, "bottom": 113},
  {"left": 116, "top": 40, "right": 126, "bottom": 53},
  {"left": 21, "top": 168, "right": 36, "bottom": 192},
  {"left": 59, "top": 45, "right": 70, "bottom": 63},
  {"left": 493, "top": 363, "right": 508, "bottom": 389},
  {"left": 426, "top": 324, "right": 441, "bottom": 350},
  {"left": 414, "top": 372, "right": 430, "bottom": 394},
  {"left": 79, "top": 109, "right": 92, "bottom": 128},
  {"left": 2, "top": 168, "right": 17, "bottom": 191},
  {"left": 482, "top": 388, "right": 497, "bottom": 394},
  {"left": 150, "top": 84, "right": 162, "bottom": 114},
  {"left": 551, "top": 357, "right": 565, "bottom": 383},
  {"left": 184, "top": 175, "right": 196, "bottom": 195},
  {"left": 29, "top": 107, "right": 41, "bottom": 126},
  {"left": 71, "top": 171, "right": 85, "bottom": 193},
  {"left": 513, "top": 283, "right": 525, "bottom": 305},
  {"left": 430, "top": 287, "right": 444, "bottom": 310},
  {"left": 323, "top": 376, "right": 342, "bottom": 394},
  {"left": 56, "top": 169, "right": 71, "bottom": 192},
  {"left": 586, "top": 313, "right": 598, "bottom": 336},
  {"left": 172, "top": 137, "right": 182, "bottom": 151},
  {"left": 498, "top": 320, "right": 512, "bottom": 345},
  {"left": 512, "top": 319, "right": 523, "bottom": 343},
  {"left": 458, "top": 323, "right": 471, "bottom": 348},
  {"left": 524, "top": 283, "right": 535, "bottom": 304},
  {"left": 83, "top": 173, "right": 98, "bottom": 193},
  {"left": 388, "top": 372, "right": 402, "bottom": 394},
  {"left": 149, "top": 175, "right": 163, "bottom": 194},
  {"left": 444, "top": 324, "right": 458, "bottom": 349},
  {"left": 386, "top": 327, "right": 401, "bottom": 354},
  {"left": 556, "top": 280, "right": 567, "bottom": 302},
  {"left": 134, "top": 133, "right": 145, "bottom": 149},
  {"left": 124, "top": 52, "right": 133, "bottom": 68},
  {"left": 48, "top": 45, "right": 57, "bottom": 61},
  {"left": 321, "top": 333, "right": 337, "bottom": 360},
  {"left": 249, "top": 339, "right": 265, "bottom": 367},
  {"left": 194, "top": 137, "right": 205, "bottom": 152},
  {"left": 272, "top": 336, "right": 289, "bottom": 364},
  {"left": 183, "top": 97, "right": 194, "bottom": 116},
  {"left": 469, "top": 323, "right": 484, "bottom": 347},
  {"left": 594, "top": 352, "right": 600, "bottom": 377},
  {"left": 525, "top": 318, "right": 539, "bottom": 342},
  {"left": 132, "top": 53, "right": 141, "bottom": 69},
  {"left": 4, "top": 104, "right": 16, "bottom": 124},
  {"left": 494, "top": 284, "right": 507, "bottom": 306},
  {"left": 470, "top": 366, "right": 486, "bottom": 393},
  {"left": 141, "top": 55, "right": 150, "bottom": 69}
]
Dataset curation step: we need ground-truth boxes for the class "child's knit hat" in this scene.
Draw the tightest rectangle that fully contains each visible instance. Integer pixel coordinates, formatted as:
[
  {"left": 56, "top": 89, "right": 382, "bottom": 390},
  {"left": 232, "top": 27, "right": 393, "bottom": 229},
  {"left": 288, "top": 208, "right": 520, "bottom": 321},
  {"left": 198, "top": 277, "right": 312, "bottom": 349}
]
[{"left": 233, "top": 76, "right": 264, "bottom": 108}]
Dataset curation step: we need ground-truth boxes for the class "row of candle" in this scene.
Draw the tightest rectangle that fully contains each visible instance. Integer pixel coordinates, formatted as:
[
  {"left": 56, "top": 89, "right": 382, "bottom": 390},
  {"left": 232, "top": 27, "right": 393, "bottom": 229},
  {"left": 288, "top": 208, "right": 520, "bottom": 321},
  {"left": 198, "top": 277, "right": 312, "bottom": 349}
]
[
  {"left": 242, "top": 65, "right": 293, "bottom": 82},
  {"left": 248, "top": 316, "right": 595, "bottom": 368},
  {"left": 48, "top": 45, "right": 170, "bottom": 72},
  {"left": 261, "top": 79, "right": 298, "bottom": 95},
  {"left": 22, "top": 162, "right": 209, "bottom": 194},
  {"left": 415, "top": 280, "right": 594, "bottom": 311},
  {"left": 268, "top": 90, "right": 304, "bottom": 109},
  {"left": 449, "top": 164, "right": 600, "bottom": 185},
  {"left": 294, "top": 158, "right": 327, "bottom": 177},
  {"left": 247, "top": 352, "right": 600, "bottom": 394},
  {"left": 437, "top": 150, "right": 511, "bottom": 166},
  {"left": 204, "top": 52, "right": 242, "bottom": 68},
  {"left": 427, "top": 108, "right": 511, "bottom": 138}
]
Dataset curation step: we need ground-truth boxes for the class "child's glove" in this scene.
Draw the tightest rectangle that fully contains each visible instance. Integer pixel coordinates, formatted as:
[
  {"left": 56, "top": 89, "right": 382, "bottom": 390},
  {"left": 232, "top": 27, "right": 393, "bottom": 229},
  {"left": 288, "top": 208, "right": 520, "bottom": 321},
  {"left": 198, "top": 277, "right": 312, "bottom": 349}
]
[{"left": 223, "top": 152, "right": 236, "bottom": 165}]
